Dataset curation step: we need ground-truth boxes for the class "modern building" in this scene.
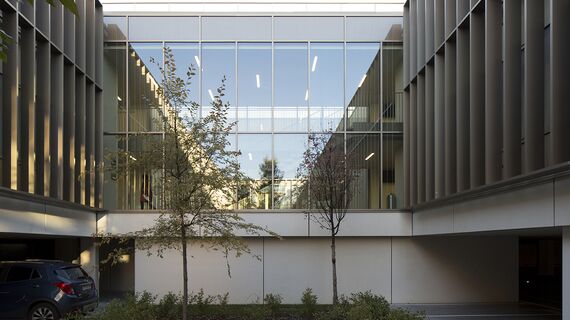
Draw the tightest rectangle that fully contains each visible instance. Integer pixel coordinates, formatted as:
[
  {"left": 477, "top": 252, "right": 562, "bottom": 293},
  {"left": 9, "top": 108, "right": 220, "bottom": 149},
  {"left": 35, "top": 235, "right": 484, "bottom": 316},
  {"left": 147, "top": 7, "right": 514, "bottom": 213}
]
[{"left": 1, "top": 0, "right": 570, "bottom": 317}]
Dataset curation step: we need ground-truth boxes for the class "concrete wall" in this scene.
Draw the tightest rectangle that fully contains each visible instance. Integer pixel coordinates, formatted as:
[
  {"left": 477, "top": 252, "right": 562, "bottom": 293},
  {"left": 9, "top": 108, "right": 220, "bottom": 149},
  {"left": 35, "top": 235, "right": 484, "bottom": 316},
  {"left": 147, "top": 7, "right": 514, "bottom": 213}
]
[
  {"left": 133, "top": 235, "right": 518, "bottom": 304},
  {"left": 0, "top": 192, "right": 97, "bottom": 237},
  {"left": 414, "top": 175, "right": 570, "bottom": 235}
]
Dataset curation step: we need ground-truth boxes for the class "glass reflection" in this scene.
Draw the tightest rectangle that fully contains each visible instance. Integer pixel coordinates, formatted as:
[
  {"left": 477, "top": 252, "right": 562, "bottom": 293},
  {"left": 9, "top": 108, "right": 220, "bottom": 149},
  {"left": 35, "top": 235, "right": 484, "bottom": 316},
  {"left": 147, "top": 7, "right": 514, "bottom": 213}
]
[
  {"left": 128, "top": 43, "right": 164, "bottom": 132},
  {"left": 237, "top": 134, "right": 272, "bottom": 209},
  {"left": 346, "top": 43, "right": 381, "bottom": 131},
  {"left": 309, "top": 43, "right": 344, "bottom": 132},
  {"left": 382, "top": 43, "right": 404, "bottom": 131},
  {"left": 346, "top": 133, "right": 381, "bottom": 209},
  {"left": 382, "top": 133, "right": 403, "bottom": 209},
  {"left": 202, "top": 43, "right": 236, "bottom": 125},
  {"left": 103, "top": 42, "right": 126, "bottom": 132},
  {"left": 103, "top": 134, "right": 127, "bottom": 209},
  {"left": 168, "top": 43, "right": 200, "bottom": 106},
  {"left": 103, "top": 16, "right": 127, "bottom": 40},
  {"left": 275, "top": 43, "right": 308, "bottom": 132},
  {"left": 273, "top": 134, "right": 308, "bottom": 209},
  {"left": 127, "top": 134, "right": 164, "bottom": 210},
  {"left": 238, "top": 43, "right": 272, "bottom": 132}
]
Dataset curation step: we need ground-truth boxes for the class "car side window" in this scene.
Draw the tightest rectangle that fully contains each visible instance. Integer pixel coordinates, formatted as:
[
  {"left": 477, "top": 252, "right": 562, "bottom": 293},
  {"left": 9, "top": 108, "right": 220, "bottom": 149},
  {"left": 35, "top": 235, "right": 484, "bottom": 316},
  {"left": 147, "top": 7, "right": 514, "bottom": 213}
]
[
  {"left": 6, "top": 266, "right": 33, "bottom": 282},
  {"left": 31, "top": 269, "right": 41, "bottom": 280},
  {"left": 0, "top": 267, "right": 8, "bottom": 283}
]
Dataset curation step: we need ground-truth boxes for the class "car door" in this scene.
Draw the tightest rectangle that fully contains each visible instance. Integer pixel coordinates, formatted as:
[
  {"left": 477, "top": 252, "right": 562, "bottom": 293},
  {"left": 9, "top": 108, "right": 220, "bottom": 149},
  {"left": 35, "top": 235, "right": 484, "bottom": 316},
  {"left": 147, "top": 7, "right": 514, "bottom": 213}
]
[{"left": 0, "top": 266, "right": 34, "bottom": 319}]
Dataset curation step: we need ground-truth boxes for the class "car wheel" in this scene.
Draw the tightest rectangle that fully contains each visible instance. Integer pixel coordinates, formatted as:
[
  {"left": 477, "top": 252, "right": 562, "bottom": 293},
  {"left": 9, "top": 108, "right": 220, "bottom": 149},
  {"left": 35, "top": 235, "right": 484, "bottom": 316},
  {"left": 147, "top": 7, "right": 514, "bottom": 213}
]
[{"left": 28, "top": 303, "right": 60, "bottom": 320}]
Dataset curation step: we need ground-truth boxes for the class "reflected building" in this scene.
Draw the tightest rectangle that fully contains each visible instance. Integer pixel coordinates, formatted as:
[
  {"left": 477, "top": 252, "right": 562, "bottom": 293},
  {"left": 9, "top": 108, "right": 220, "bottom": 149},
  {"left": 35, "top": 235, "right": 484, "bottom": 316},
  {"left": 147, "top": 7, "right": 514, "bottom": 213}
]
[{"left": 102, "top": 15, "right": 404, "bottom": 210}]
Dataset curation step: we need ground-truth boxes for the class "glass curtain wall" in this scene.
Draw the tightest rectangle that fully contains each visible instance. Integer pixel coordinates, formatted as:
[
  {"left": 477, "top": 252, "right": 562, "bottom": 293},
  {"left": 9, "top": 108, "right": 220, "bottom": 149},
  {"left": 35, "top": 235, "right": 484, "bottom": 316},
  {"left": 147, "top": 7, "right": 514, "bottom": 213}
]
[{"left": 103, "top": 17, "right": 403, "bottom": 210}]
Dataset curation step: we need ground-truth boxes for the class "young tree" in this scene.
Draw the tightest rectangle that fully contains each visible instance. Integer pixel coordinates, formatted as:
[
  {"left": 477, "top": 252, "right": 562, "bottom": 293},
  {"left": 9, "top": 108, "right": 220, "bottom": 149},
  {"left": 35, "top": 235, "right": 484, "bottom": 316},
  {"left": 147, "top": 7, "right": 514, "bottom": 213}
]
[
  {"left": 99, "top": 47, "right": 275, "bottom": 320},
  {"left": 296, "top": 133, "right": 358, "bottom": 305}
]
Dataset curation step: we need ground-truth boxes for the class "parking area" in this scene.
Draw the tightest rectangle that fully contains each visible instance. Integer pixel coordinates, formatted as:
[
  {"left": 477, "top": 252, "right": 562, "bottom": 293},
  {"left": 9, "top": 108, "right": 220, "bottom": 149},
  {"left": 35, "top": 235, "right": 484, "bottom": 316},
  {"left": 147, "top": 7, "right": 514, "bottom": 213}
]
[{"left": 394, "top": 302, "right": 561, "bottom": 320}]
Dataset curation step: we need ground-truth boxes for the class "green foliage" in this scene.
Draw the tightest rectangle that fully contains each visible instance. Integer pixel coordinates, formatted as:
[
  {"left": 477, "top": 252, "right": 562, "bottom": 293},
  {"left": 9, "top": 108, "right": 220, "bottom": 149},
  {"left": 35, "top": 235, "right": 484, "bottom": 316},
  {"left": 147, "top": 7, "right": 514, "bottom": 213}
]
[
  {"left": 87, "top": 291, "right": 424, "bottom": 320},
  {"left": 316, "top": 292, "right": 424, "bottom": 320},
  {"left": 347, "top": 291, "right": 390, "bottom": 320},
  {"left": 264, "top": 293, "right": 283, "bottom": 317},
  {"left": 301, "top": 288, "right": 318, "bottom": 319}
]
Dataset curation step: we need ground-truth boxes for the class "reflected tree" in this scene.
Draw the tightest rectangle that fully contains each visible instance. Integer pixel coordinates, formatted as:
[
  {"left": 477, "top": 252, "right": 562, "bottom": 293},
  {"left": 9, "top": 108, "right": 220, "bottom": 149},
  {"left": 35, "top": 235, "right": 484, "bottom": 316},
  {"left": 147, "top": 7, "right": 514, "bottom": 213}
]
[{"left": 296, "top": 133, "right": 358, "bottom": 304}]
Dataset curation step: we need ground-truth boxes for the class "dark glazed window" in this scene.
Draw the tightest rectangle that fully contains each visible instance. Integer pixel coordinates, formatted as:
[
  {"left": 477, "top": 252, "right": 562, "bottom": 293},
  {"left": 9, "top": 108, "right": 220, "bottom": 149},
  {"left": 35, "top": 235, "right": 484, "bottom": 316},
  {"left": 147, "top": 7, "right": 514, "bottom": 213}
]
[{"left": 6, "top": 266, "right": 33, "bottom": 282}]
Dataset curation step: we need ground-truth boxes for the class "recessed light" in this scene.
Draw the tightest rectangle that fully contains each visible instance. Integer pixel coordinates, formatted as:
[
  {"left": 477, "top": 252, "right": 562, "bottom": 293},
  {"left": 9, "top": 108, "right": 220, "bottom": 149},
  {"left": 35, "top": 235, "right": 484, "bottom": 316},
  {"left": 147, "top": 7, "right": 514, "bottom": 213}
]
[{"left": 365, "top": 153, "right": 374, "bottom": 161}]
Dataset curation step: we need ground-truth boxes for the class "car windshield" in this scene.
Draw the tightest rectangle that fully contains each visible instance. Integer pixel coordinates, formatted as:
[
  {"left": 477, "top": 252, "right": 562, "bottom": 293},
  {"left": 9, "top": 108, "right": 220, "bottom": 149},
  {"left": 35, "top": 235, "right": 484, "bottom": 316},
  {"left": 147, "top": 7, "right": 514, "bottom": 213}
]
[{"left": 56, "top": 266, "right": 89, "bottom": 281}]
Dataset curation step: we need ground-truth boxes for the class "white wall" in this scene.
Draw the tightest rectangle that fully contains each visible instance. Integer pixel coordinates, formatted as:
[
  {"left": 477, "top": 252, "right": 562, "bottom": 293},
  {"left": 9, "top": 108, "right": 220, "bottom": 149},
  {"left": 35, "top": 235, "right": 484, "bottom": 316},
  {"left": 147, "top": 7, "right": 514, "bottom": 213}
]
[
  {"left": 132, "top": 235, "right": 518, "bottom": 304},
  {"left": 0, "top": 194, "right": 96, "bottom": 237}
]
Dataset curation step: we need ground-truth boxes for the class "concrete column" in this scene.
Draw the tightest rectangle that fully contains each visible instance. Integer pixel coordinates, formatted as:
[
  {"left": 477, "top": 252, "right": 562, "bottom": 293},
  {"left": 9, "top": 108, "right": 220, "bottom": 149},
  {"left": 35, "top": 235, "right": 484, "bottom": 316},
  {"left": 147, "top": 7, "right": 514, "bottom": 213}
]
[
  {"left": 563, "top": 227, "right": 570, "bottom": 320},
  {"left": 20, "top": 27, "right": 36, "bottom": 193},
  {"left": 417, "top": 74, "right": 426, "bottom": 204},
  {"left": 410, "top": 0, "right": 418, "bottom": 77},
  {"left": 523, "top": 0, "right": 544, "bottom": 173},
  {"left": 425, "top": 0, "right": 435, "bottom": 59},
  {"left": 50, "top": 53, "right": 64, "bottom": 199},
  {"left": 1, "top": 11, "right": 18, "bottom": 189},
  {"left": 410, "top": 83, "right": 417, "bottom": 206},
  {"left": 434, "top": 0, "right": 445, "bottom": 48},
  {"left": 434, "top": 53, "right": 445, "bottom": 199},
  {"left": 63, "top": 65, "right": 76, "bottom": 202},
  {"left": 36, "top": 41, "right": 51, "bottom": 197},
  {"left": 503, "top": 0, "right": 522, "bottom": 179},
  {"left": 404, "top": 90, "right": 410, "bottom": 208},
  {"left": 470, "top": 7, "right": 485, "bottom": 188},
  {"left": 425, "top": 64, "right": 435, "bottom": 201},
  {"left": 456, "top": 26, "right": 470, "bottom": 192},
  {"left": 444, "top": 42, "right": 456, "bottom": 196},
  {"left": 80, "top": 238, "right": 100, "bottom": 288},
  {"left": 485, "top": 0, "right": 502, "bottom": 184},
  {"left": 444, "top": 0, "right": 456, "bottom": 37},
  {"left": 550, "top": 0, "right": 570, "bottom": 164},
  {"left": 75, "top": 75, "right": 86, "bottom": 205},
  {"left": 417, "top": 0, "right": 426, "bottom": 68}
]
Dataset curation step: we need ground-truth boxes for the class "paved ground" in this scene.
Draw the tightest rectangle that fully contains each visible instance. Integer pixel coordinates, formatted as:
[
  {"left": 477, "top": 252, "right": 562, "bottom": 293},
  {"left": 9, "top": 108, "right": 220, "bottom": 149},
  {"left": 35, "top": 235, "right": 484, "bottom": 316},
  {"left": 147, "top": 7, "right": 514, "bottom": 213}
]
[{"left": 394, "top": 302, "right": 561, "bottom": 320}]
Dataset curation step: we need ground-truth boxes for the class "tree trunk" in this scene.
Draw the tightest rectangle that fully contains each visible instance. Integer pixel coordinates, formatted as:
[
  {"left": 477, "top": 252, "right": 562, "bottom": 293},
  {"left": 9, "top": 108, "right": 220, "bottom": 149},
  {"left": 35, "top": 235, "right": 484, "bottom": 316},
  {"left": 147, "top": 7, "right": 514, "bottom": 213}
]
[
  {"left": 331, "top": 228, "right": 338, "bottom": 305},
  {"left": 181, "top": 224, "right": 189, "bottom": 320}
]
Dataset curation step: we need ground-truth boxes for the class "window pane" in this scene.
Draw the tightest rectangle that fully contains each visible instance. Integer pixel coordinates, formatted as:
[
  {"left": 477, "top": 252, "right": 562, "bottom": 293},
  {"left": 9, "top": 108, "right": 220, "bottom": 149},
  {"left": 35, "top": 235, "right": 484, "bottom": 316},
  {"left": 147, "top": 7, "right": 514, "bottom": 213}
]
[
  {"left": 382, "top": 133, "right": 403, "bottom": 209},
  {"left": 104, "top": 16, "right": 127, "bottom": 40},
  {"left": 103, "top": 42, "right": 126, "bottom": 132},
  {"left": 274, "top": 17, "right": 343, "bottom": 41},
  {"left": 103, "top": 134, "right": 127, "bottom": 209},
  {"left": 273, "top": 134, "right": 308, "bottom": 209},
  {"left": 129, "top": 16, "right": 199, "bottom": 41},
  {"left": 168, "top": 43, "right": 200, "bottom": 112},
  {"left": 6, "top": 266, "right": 32, "bottom": 282},
  {"left": 238, "top": 43, "right": 272, "bottom": 132},
  {"left": 128, "top": 43, "right": 164, "bottom": 132},
  {"left": 127, "top": 134, "right": 164, "bottom": 210},
  {"left": 275, "top": 43, "right": 308, "bottom": 132},
  {"left": 346, "top": 43, "right": 381, "bottom": 131},
  {"left": 347, "top": 133, "right": 381, "bottom": 209},
  {"left": 309, "top": 43, "right": 344, "bottom": 132},
  {"left": 237, "top": 134, "right": 272, "bottom": 209},
  {"left": 346, "top": 17, "right": 403, "bottom": 41},
  {"left": 382, "top": 43, "right": 404, "bottom": 131},
  {"left": 202, "top": 43, "right": 236, "bottom": 126}
]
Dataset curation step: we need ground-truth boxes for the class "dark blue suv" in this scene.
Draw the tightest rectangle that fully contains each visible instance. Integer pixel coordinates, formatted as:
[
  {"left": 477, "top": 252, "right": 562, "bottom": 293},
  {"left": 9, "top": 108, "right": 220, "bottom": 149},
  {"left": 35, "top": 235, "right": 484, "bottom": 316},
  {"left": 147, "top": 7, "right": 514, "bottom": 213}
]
[{"left": 0, "top": 260, "right": 98, "bottom": 320}]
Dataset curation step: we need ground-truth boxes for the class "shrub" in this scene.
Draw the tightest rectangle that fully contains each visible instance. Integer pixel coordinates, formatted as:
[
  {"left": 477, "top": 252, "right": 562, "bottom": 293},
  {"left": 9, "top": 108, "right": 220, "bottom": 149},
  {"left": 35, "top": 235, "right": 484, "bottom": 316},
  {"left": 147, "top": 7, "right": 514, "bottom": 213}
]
[
  {"left": 264, "top": 293, "right": 283, "bottom": 318},
  {"left": 156, "top": 292, "right": 182, "bottom": 319},
  {"left": 347, "top": 291, "right": 390, "bottom": 320},
  {"left": 301, "top": 288, "right": 318, "bottom": 319}
]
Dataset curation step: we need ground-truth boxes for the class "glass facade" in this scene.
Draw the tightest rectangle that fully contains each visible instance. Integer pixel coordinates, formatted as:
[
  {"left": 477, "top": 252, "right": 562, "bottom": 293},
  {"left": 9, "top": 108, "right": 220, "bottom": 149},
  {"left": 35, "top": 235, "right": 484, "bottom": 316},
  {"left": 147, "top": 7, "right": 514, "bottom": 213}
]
[{"left": 103, "top": 16, "right": 403, "bottom": 210}]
